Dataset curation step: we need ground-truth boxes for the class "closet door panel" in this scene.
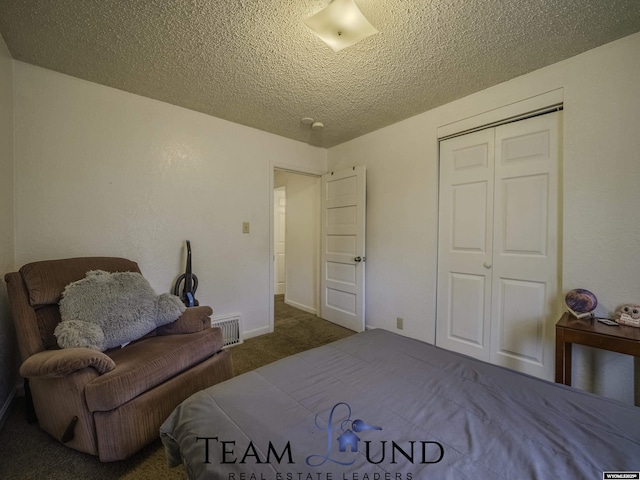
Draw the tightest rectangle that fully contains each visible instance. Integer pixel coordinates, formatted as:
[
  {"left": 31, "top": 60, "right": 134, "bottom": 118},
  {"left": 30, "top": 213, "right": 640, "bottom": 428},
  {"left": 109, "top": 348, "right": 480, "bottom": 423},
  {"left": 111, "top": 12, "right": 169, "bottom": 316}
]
[
  {"left": 491, "top": 112, "right": 560, "bottom": 380},
  {"left": 452, "top": 181, "right": 488, "bottom": 252},
  {"left": 436, "top": 129, "right": 494, "bottom": 361},
  {"left": 448, "top": 273, "right": 486, "bottom": 346},
  {"left": 495, "top": 278, "right": 547, "bottom": 366},
  {"left": 502, "top": 174, "right": 549, "bottom": 256}
]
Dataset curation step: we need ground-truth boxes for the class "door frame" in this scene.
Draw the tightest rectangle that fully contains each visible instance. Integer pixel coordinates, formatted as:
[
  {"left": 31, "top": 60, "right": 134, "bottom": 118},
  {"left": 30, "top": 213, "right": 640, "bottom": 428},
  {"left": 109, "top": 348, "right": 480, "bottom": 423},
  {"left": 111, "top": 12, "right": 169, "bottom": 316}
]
[{"left": 269, "top": 161, "right": 326, "bottom": 334}]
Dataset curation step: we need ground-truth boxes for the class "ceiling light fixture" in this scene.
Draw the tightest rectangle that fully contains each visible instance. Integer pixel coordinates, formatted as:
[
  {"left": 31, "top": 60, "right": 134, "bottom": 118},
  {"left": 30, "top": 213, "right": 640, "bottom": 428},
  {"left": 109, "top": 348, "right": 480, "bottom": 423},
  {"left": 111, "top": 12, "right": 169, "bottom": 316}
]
[{"left": 304, "top": 0, "right": 378, "bottom": 52}]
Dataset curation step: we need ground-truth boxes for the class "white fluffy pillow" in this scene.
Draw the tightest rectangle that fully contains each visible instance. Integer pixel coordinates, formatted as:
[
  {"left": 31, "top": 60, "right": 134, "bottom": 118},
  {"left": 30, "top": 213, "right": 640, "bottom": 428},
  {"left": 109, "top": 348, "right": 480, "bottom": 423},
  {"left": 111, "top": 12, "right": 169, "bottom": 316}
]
[{"left": 54, "top": 270, "right": 186, "bottom": 351}]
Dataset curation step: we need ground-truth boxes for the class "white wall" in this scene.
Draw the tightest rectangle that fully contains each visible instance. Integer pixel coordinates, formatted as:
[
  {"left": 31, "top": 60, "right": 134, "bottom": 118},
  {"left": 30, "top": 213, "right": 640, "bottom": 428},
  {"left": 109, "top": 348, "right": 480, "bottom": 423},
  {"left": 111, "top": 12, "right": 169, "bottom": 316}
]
[
  {"left": 0, "top": 34, "right": 16, "bottom": 425},
  {"left": 274, "top": 170, "right": 320, "bottom": 314},
  {"left": 13, "top": 62, "right": 327, "bottom": 338},
  {"left": 328, "top": 32, "right": 640, "bottom": 405}
]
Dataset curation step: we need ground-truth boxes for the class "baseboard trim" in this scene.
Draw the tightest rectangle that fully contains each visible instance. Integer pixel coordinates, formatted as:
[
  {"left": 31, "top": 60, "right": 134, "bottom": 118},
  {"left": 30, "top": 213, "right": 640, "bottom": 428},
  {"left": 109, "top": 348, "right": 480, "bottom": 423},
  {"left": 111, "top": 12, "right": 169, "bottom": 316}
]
[
  {"left": 0, "top": 387, "right": 16, "bottom": 432},
  {"left": 243, "top": 325, "right": 271, "bottom": 340},
  {"left": 284, "top": 299, "right": 317, "bottom": 315}
]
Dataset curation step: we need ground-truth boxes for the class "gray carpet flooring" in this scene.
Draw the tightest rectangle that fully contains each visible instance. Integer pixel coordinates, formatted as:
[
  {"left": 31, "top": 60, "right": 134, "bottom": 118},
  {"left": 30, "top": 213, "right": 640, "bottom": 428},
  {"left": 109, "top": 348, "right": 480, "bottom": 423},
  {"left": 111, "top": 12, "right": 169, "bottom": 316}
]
[{"left": 0, "top": 296, "right": 354, "bottom": 479}]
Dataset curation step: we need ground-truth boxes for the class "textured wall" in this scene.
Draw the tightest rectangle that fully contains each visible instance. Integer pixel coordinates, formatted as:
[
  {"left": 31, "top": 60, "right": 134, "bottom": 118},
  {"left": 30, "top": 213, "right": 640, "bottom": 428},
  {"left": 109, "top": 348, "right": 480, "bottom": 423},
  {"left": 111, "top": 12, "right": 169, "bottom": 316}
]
[
  {"left": 13, "top": 62, "right": 326, "bottom": 339},
  {"left": 0, "top": 34, "right": 16, "bottom": 424},
  {"left": 329, "top": 32, "right": 640, "bottom": 405}
]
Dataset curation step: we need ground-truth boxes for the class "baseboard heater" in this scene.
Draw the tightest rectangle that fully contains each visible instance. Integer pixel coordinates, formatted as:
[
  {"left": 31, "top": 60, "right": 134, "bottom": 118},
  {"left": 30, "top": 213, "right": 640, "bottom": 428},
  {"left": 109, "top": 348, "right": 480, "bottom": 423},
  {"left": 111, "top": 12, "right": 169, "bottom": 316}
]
[{"left": 211, "top": 314, "right": 243, "bottom": 348}]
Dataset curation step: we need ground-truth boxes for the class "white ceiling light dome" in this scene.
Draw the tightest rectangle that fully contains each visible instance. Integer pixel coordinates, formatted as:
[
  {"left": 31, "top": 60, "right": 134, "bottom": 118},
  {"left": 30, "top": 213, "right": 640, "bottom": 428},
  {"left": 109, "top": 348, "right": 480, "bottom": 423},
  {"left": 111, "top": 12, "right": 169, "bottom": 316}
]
[{"left": 304, "top": 0, "right": 378, "bottom": 52}]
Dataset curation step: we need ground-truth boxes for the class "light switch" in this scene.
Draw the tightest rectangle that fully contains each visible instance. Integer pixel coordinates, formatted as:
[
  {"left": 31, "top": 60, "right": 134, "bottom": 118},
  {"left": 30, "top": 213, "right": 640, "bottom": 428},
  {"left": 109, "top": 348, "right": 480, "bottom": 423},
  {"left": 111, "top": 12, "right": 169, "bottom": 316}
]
[{"left": 242, "top": 222, "right": 250, "bottom": 234}]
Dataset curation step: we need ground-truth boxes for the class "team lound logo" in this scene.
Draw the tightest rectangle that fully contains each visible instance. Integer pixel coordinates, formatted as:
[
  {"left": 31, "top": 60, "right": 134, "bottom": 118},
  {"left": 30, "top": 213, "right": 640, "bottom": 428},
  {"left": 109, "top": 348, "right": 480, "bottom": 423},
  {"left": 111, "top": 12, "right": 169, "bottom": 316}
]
[{"left": 306, "top": 402, "right": 383, "bottom": 467}]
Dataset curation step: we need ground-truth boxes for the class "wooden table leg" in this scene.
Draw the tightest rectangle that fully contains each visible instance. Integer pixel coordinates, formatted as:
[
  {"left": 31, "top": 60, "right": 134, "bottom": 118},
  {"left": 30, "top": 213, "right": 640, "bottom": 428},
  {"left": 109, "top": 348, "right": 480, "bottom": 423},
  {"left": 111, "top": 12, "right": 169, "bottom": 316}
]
[
  {"left": 634, "top": 356, "right": 639, "bottom": 407},
  {"left": 555, "top": 326, "right": 572, "bottom": 385},
  {"left": 555, "top": 326, "right": 564, "bottom": 383},
  {"left": 563, "top": 342, "right": 572, "bottom": 386}
]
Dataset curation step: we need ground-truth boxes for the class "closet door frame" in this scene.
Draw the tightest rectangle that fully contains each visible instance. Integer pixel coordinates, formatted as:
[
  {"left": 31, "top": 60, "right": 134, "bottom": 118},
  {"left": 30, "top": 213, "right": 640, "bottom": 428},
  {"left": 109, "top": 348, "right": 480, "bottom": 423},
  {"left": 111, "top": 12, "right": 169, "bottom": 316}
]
[{"left": 436, "top": 110, "right": 562, "bottom": 380}]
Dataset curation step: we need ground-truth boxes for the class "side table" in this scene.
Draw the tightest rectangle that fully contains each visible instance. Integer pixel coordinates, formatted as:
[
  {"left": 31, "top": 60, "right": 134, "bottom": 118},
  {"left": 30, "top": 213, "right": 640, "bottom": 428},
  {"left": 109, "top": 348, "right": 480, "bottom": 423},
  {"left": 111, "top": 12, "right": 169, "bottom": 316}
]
[{"left": 555, "top": 312, "right": 640, "bottom": 405}]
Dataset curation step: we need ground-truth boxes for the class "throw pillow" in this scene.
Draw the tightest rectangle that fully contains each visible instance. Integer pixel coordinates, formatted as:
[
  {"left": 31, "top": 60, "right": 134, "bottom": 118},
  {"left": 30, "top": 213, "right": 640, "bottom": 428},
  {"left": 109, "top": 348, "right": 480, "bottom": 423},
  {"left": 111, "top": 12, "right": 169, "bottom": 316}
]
[{"left": 54, "top": 270, "right": 186, "bottom": 351}]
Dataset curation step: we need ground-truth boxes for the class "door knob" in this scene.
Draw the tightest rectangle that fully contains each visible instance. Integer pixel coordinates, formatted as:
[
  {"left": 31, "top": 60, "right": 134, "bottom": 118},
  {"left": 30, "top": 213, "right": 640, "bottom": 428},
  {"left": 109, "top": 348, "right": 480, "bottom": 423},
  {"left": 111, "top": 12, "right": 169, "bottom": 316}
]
[
  {"left": 354, "top": 256, "right": 362, "bottom": 263},
  {"left": 483, "top": 262, "right": 492, "bottom": 269}
]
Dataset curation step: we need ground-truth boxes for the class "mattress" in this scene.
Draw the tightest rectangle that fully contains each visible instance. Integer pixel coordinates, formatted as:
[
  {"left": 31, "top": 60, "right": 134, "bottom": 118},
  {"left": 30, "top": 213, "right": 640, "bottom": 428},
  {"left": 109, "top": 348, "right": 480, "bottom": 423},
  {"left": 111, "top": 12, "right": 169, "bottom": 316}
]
[{"left": 160, "top": 328, "right": 640, "bottom": 479}]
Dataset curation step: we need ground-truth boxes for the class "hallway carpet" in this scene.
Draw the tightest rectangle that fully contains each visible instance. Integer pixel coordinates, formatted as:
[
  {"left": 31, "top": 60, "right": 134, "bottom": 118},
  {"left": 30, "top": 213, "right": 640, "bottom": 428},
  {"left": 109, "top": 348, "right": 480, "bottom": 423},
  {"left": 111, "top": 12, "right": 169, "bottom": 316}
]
[{"left": 231, "top": 294, "right": 355, "bottom": 375}]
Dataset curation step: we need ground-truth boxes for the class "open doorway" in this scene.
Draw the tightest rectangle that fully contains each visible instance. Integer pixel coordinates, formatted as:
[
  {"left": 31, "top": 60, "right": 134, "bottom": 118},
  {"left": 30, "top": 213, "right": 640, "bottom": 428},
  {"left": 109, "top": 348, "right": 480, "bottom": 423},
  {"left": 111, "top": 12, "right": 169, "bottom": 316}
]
[
  {"left": 272, "top": 169, "right": 321, "bottom": 330},
  {"left": 273, "top": 186, "right": 286, "bottom": 296}
]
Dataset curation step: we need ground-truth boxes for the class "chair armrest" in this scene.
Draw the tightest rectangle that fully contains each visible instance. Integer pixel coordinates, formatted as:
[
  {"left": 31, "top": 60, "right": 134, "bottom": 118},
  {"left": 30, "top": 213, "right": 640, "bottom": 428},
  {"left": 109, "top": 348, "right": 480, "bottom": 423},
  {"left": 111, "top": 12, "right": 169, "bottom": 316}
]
[
  {"left": 155, "top": 306, "right": 214, "bottom": 335},
  {"left": 19, "top": 348, "right": 116, "bottom": 378}
]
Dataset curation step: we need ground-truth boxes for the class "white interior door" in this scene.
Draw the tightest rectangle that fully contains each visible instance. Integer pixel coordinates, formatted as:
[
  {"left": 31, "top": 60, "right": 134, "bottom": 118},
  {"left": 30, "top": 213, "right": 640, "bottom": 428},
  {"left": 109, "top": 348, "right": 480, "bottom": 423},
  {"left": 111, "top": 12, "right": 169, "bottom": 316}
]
[
  {"left": 436, "top": 129, "right": 495, "bottom": 361},
  {"left": 320, "top": 166, "right": 366, "bottom": 332},
  {"left": 436, "top": 112, "right": 560, "bottom": 380},
  {"left": 274, "top": 187, "right": 286, "bottom": 296},
  {"left": 490, "top": 112, "right": 560, "bottom": 379}
]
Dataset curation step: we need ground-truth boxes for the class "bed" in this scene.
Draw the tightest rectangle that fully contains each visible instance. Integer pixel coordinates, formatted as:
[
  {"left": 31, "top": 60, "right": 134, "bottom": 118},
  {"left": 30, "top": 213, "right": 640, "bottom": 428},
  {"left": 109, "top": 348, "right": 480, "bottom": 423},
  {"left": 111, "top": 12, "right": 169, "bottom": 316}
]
[{"left": 160, "top": 328, "right": 640, "bottom": 479}]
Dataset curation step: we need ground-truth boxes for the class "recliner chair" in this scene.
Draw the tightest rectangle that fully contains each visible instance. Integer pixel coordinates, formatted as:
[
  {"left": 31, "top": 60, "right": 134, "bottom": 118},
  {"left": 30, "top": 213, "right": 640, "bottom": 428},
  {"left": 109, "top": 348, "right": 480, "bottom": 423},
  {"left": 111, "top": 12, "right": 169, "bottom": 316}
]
[{"left": 4, "top": 257, "right": 233, "bottom": 461}]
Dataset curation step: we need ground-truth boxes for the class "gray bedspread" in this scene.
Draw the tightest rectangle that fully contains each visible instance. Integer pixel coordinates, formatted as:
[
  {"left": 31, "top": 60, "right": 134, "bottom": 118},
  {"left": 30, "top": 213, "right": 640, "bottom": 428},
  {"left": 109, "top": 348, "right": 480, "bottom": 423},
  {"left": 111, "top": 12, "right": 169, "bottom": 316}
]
[{"left": 160, "top": 328, "right": 640, "bottom": 479}]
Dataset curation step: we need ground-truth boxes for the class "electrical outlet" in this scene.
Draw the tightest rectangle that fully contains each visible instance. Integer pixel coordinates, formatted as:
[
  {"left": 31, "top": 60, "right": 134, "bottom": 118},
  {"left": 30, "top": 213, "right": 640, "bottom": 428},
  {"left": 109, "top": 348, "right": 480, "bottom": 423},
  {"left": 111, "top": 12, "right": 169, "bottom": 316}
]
[
  {"left": 396, "top": 317, "right": 404, "bottom": 330},
  {"left": 242, "top": 222, "right": 250, "bottom": 234}
]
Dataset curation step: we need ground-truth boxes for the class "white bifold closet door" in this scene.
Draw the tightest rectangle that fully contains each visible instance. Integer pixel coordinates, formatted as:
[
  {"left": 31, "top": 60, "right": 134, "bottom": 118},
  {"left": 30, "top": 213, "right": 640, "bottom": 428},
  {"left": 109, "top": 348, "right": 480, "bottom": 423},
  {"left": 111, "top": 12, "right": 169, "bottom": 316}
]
[{"left": 436, "top": 112, "right": 560, "bottom": 380}]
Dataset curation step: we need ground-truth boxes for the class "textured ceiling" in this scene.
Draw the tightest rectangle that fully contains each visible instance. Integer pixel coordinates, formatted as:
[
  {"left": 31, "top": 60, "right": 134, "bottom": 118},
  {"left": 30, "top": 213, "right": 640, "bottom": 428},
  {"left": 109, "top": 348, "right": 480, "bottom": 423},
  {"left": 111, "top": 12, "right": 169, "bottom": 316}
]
[{"left": 1, "top": 0, "right": 639, "bottom": 148}]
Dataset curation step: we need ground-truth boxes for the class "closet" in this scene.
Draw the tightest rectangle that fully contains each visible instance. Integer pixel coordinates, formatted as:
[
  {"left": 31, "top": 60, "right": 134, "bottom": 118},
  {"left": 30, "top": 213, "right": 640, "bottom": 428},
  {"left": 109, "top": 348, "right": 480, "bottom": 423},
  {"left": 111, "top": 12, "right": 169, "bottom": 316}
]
[{"left": 436, "top": 111, "right": 561, "bottom": 380}]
